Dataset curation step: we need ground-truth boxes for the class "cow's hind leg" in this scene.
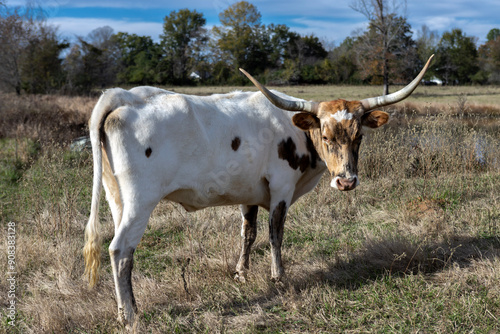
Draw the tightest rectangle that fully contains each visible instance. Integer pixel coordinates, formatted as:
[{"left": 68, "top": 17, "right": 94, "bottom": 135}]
[
  {"left": 234, "top": 205, "right": 259, "bottom": 282},
  {"left": 109, "top": 201, "right": 155, "bottom": 328}
]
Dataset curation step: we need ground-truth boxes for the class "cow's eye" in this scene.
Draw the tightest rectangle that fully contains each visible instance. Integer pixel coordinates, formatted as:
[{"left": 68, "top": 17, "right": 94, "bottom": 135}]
[{"left": 322, "top": 136, "right": 330, "bottom": 143}]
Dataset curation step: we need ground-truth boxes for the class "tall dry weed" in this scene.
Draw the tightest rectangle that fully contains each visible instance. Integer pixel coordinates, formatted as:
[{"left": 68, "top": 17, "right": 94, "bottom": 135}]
[{"left": 360, "top": 110, "right": 499, "bottom": 181}]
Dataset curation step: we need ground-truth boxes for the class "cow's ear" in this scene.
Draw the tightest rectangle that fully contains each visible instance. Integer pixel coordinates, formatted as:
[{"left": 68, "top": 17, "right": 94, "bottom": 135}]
[
  {"left": 292, "top": 112, "right": 320, "bottom": 130},
  {"left": 361, "top": 110, "right": 389, "bottom": 128}
]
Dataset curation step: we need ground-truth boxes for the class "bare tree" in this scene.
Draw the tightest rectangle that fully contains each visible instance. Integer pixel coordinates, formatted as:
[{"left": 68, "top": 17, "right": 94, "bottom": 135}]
[
  {"left": 416, "top": 25, "right": 439, "bottom": 62},
  {"left": 87, "top": 25, "right": 115, "bottom": 49},
  {"left": 0, "top": 10, "right": 35, "bottom": 94},
  {"left": 351, "top": 0, "right": 407, "bottom": 95}
]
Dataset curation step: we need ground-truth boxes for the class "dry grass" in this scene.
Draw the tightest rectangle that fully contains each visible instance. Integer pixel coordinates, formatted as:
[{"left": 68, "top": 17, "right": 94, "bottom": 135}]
[
  {"left": 168, "top": 84, "right": 500, "bottom": 107},
  {"left": 1, "top": 87, "right": 499, "bottom": 333},
  {"left": 0, "top": 93, "right": 96, "bottom": 144}
]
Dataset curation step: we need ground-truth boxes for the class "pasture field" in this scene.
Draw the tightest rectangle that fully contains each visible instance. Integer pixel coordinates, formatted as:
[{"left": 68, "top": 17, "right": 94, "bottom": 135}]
[
  {"left": 1, "top": 85, "right": 500, "bottom": 333},
  {"left": 172, "top": 84, "right": 500, "bottom": 107}
]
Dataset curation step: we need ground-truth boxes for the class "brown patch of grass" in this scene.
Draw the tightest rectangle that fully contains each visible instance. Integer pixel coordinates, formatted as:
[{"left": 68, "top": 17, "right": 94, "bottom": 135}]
[{"left": 391, "top": 100, "right": 500, "bottom": 118}]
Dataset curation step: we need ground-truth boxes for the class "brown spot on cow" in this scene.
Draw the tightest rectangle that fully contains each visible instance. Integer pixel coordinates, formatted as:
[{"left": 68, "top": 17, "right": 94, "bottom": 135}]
[
  {"left": 277, "top": 137, "right": 310, "bottom": 172},
  {"left": 304, "top": 132, "right": 319, "bottom": 169},
  {"left": 231, "top": 137, "right": 241, "bottom": 151},
  {"left": 145, "top": 147, "right": 152, "bottom": 158}
]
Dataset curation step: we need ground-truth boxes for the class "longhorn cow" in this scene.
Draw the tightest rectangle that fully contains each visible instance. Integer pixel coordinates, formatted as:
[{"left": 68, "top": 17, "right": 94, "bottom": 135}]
[{"left": 84, "top": 56, "right": 433, "bottom": 326}]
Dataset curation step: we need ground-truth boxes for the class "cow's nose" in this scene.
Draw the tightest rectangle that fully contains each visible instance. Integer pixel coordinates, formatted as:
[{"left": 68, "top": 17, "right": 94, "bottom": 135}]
[{"left": 336, "top": 177, "right": 357, "bottom": 191}]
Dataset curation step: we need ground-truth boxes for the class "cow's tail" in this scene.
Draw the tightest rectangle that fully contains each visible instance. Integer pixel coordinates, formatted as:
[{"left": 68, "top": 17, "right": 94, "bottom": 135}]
[{"left": 83, "top": 91, "right": 114, "bottom": 287}]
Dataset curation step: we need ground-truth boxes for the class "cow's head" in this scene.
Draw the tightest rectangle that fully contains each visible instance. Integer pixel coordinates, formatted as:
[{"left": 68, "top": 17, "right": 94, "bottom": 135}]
[{"left": 240, "top": 55, "right": 433, "bottom": 191}]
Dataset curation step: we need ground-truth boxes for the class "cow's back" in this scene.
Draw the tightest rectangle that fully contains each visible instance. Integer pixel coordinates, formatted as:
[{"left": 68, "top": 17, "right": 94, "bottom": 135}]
[{"left": 100, "top": 88, "right": 322, "bottom": 211}]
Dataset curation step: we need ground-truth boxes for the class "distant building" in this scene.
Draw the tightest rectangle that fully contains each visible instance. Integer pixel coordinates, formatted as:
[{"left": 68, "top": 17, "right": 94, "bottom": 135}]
[
  {"left": 189, "top": 72, "right": 202, "bottom": 81},
  {"left": 423, "top": 77, "right": 443, "bottom": 85}
]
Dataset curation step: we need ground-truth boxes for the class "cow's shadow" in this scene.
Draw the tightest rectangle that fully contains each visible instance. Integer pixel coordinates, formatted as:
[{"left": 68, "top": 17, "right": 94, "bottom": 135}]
[
  {"left": 296, "top": 235, "right": 500, "bottom": 290},
  {"left": 164, "top": 234, "right": 500, "bottom": 319}
]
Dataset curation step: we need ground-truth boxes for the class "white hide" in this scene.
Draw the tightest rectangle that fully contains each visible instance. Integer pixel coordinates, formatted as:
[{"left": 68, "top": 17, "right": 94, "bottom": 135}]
[
  {"left": 91, "top": 87, "right": 327, "bottom": 215},
  {"left": 331, "top": 109, "right": 354, "bottom": 122}
]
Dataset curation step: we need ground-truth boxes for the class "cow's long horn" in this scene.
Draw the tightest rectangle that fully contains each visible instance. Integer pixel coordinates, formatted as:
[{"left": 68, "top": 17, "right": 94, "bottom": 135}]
[
  {"left": 239, "top": 68, "right": 319, "bottom": 114},
  {"left": 360, "top": 55, "right": 434, "bottom": 111}
]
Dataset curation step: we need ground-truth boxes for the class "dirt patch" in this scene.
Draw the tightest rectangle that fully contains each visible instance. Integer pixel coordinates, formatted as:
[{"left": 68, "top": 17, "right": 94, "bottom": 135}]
[{"left": 407, "top": 197, "right": 446, "bottom": 220}]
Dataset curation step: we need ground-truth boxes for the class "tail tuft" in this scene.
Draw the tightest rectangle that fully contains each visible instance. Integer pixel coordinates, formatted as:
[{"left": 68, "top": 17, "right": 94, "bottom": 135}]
[{"left": 83, "top": 223, "right": 101, "bottom": 287}]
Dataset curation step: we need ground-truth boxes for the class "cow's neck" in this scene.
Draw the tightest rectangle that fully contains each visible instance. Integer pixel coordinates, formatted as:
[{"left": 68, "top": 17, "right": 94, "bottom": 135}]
[{"left": 304, "top": 129, "right": 323, "bottom": 168}]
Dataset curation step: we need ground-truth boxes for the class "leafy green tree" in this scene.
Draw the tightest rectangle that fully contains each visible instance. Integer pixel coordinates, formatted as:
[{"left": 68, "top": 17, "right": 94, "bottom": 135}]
[
  {"left": 264, "top": 25, "right": 300, "bottom": 84},
  {"left": 0, "top": 7, "right": 68, "bottom": 94},
  {"left": 161, "top": 9, "right": 207, "bottom": 84},
  {"left": 287, "top": 34, "right": 328, "bottom": 65},
  {"left": 114, "top": 32, "right": 160, "bottom": 85},
  {"left": 435, "top": 29, "right": 478, "bottom": 84},
  {"left": 212, "top": 1, "right": 271, "bottom": 83},
  {"left": 64, "top": 40, "right": 103, "bottom": 92},
  {"left": 319, "top": 37, "right": 360, "bottom": 84},
  {"left": 266, "top": 27, "right": 328, "bottom": 84},
  {"left": 20, "top": 24, "right": 69, "bottom": 93},
  {"left": 477, "top": 28, "right": 500, "bottom": 84},
  {"left": 267, "top": 23, "right": 294, "bottom": 68},
  {"left": 487, "top": 28, "right": 500, "bottom": 42},
  {"left": 288, "top": 34, "right": 328, "bottom": 84}
]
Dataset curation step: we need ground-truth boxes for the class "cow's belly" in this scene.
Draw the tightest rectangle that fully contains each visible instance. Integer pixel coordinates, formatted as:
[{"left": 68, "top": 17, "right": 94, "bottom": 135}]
[{"left": 163, "top": 178, "right": 270, "bottom": 212}]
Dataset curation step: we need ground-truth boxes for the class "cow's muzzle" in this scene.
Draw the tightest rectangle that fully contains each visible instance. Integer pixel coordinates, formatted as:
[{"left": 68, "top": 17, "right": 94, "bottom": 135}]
[{"left": 331, "top": 175, "right": 358, "bottom": 191}]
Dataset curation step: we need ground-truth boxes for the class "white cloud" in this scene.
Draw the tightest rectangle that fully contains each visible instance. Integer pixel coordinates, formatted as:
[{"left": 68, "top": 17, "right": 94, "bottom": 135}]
[
  {"left": 406, "top": 0, "right": 500, "bottom": 43},
  {"left": 48, "top": 17, "right": 163, "bottom": 41},
  {"left": 287, "top": 17, "right": 367, "bottom": 44}
]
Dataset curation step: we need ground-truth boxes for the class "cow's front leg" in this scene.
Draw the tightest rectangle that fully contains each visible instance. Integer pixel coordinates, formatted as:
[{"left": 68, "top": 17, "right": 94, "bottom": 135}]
[
  {"left": 235, "top": 205, "right": 259, "bottom": 282},
  {"left": 269, "top": 200, "right": 288, "bottom": 281}
]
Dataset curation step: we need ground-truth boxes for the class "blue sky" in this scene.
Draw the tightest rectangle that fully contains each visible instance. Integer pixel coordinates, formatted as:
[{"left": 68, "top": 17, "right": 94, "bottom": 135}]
[{"left": 7, "top": 0, "right": 500, "bottom": 46}]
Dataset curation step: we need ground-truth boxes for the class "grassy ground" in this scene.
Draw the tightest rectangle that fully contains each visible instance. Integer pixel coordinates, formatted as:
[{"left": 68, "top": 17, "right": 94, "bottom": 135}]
[
  {"left": 1, "top": 85, "right": 499, "bottom": 333},
  {"left": 169, "top": 84, "right": 500, "bottom": 106}
]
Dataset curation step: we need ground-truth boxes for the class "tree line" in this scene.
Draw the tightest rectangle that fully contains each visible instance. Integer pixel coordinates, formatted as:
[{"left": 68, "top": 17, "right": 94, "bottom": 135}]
[{"left": 1, "top": 1, "right": 499, "bottom": 95}]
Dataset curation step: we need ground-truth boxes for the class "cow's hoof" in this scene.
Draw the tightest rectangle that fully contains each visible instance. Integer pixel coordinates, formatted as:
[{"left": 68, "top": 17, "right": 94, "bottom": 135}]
[
  {"left": 270, "top": 274, "right": 284, "bottom": 283},
  {"left": 118, "top": 306, "right": 136, "bottom": 330},
  {"left": 271, "top": 277, "right": 282, "bottom": 284},
  {"left": 234, "top": 272, "right": 247, "bottom": 283}
]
